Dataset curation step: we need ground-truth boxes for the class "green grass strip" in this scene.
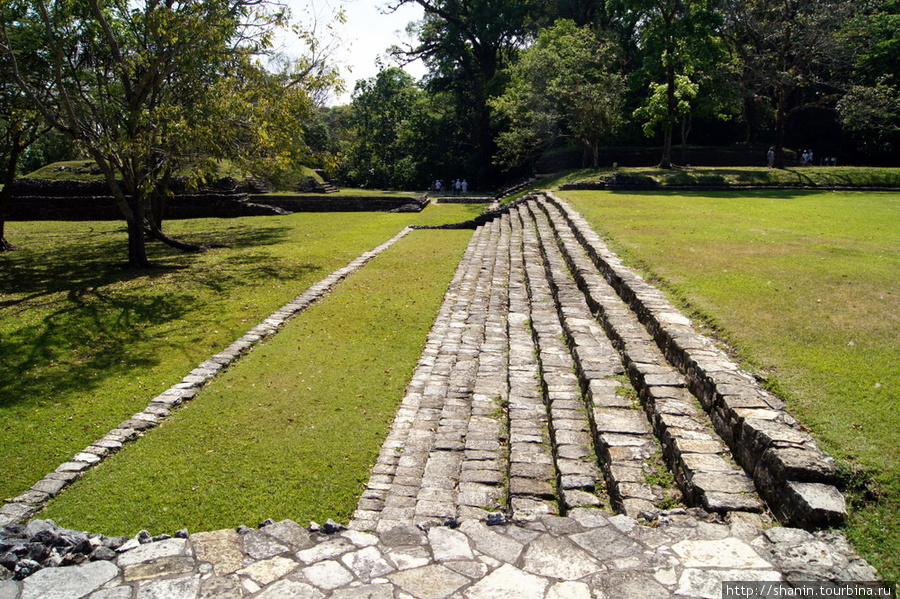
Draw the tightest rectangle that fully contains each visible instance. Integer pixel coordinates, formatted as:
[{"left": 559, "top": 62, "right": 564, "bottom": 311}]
[
  {"left": 541, "top": 165, "right": 900, "bottom": 188},
  {"left": 36, "top": 228, "right": 472, "bottom": 534},
  {"left": 559, "top": 188, "right": 900, "bottom": 579},
  {"left": 0, "top": 204, "right": 485, "bottom": 504}
]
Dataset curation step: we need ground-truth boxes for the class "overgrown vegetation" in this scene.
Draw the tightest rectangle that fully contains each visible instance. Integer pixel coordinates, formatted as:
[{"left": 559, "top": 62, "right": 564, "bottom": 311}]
[{"left": 559, "top": 186, "right": 900, "bottom": 579}]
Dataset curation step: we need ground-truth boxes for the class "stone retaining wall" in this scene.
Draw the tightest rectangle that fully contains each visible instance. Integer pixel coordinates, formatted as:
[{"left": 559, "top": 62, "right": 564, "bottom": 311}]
[
  {"left": 434, "top": 196, "right": 494, "bottom": 204},
  {"left": 254, "top": 194, "right": 429, "bottom": 213},
  {"left": 6, "top": 194, "right": 287, "bottom": 220}
]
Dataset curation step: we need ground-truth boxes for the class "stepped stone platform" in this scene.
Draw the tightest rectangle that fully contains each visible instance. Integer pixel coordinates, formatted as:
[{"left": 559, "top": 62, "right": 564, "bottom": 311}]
[
  {"left": 0, "top": 195, "right": 884, "bottom": 597},
  {"left": 355, "top": 193, "right": 845, "bottom": 531}
]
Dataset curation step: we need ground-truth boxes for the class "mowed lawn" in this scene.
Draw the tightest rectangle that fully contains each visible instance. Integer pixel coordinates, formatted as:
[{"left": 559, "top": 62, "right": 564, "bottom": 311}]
[
  {"left": 0, "top": 204, "right": 481, "bottom": 521},
  {"left": 560, "top": 188, "right": 900, "bottom": 579}
]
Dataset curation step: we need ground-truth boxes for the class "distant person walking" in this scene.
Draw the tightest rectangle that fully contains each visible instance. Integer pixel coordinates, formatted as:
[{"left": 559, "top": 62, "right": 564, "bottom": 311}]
[
  {"left": 461, "top": 180, "right": 468, "bottom": 193},
  {"left": 767, "top": 147, "right": 775, "bottom": 168}
]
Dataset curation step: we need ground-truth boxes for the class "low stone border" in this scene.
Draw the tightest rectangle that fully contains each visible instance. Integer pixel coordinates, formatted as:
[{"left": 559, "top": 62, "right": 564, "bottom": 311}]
[
  {"left": 254, "top": 195, "right": 429, "bottom": 213},
  {"left": 0, "top": 227, "right": 414, "bottom": 528}
]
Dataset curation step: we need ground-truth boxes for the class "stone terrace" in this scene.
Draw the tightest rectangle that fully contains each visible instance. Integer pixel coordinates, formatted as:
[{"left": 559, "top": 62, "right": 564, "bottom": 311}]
[
  {"left": 0, "top": 195, "right": 883, "bottom": 598},
  {"left": 355, "top": 193, "right": 846, "bottom": 532}
]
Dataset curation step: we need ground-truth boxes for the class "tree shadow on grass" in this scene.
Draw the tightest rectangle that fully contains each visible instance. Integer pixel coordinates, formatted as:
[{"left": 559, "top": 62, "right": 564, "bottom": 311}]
[
  {"left": 0, "top": 223, "right": 294, "bottom": 307},
  {"left": 0, "top": 221, "right": 318, "bottom": 410},
  {"left": 0, "top": 286, "right": 193, "bottom": 409}
]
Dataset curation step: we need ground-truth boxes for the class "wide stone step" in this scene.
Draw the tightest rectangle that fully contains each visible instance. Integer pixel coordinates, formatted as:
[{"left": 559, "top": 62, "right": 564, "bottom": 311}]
[
  {"left": 534, "top": 196, "right": 764, "bottom": 517},
  {"left": 352, "top": 222, "right": 495, "bottom": 531},
  {"left": 521, "top": 202, "right": 677, "bottom": 517},
  {"left": 517, "top": 206, "right": 608, "bottom": 511},
  {"left": 506, "top": 211, "right": 560, "bottom": 520},
  {"left": 540, "top": 193, "right": 845, "bottom": 528},
  {"left": 413, "top": 217, "right": 509, "bottom": 524}
]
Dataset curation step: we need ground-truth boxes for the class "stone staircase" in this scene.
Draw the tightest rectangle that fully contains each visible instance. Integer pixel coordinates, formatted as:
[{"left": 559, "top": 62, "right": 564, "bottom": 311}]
[{"left": 352, "top": 193, "right": 846, "bottom": 533}]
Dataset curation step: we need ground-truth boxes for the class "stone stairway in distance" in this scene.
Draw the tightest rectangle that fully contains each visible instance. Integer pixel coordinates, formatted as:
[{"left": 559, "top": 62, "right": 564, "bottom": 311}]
[{"left": 351, "top": 194, "right": 846, "bottom": 533}]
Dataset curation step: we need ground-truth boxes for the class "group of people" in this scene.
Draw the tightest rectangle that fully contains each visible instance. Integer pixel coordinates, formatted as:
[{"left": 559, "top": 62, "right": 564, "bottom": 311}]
[
  {"left": 767, "top": 147, "right": 816, "bottom": 168},
  {"left": 431, "top": 179, "right": 468, "bottom": 194}
]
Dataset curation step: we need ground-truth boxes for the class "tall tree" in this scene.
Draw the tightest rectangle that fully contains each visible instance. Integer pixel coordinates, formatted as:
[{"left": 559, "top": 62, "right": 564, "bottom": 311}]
[
  {"left": 491, "top": 20, "right": 624, "bottom": 170},
  {"left": 0, "top": 104, "right": 45, "bottom": 252},
  {"left": 0, "top": 2, "right": 53, "bottom": 251},
  {"left": 724, "top": 0, "right": 856, "bottom": 168},
  {"left": 611, "top": 0, "right": 725, "bottom": 168},
  {"left": 836, "top": 0, "right": 900, "bottom": 158},
  {"left": 388, "top": 0, "right": 543, "bottom": 185},
  {"left": 346, "top": 68, "right": 422, "bottom": 189},
  {"left": 0, "top": 0, "right": 287, "bottom": 267}
]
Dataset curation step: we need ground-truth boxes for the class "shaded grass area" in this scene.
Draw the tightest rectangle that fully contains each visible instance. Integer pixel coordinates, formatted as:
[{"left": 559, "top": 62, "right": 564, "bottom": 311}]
[
  {"left": 559, "top": 189, "right": 900, "bottom": 578},
  {"left": 38, "top": 229, "right": 472, "bottom": 534},
  {"left": 0, "top": 203, "right": 485, "bottom": 504},
  {"left": 540, "top": 166, "right": 900, "bottom": 189}
]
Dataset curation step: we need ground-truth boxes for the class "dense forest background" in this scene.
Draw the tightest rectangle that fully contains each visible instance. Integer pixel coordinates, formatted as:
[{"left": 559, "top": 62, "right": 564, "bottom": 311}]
[
  {"left": 334, "top": 0, "right": 900, "bottom": 189},
  {"left": 2, "top": 0, "right": 899, "bottom": 202}
]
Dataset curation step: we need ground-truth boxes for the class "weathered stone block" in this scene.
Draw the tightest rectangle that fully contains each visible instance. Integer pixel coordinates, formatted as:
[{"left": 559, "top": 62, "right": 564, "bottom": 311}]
[
  {"left": 689, "top": 472, "right": 756, "bottom": 495},
  {"left": 679, "top": 452, "right": 735, "bottom": 473},
  {"left": 593, "top": 408, "right": 652, "bottom": 435},
  {"left": 509, "top": 478, "right": 556, "bottom": 498},
  {"left": 701, "top": 491, "right": 764, "bottom": 513},
  {"left": 761, "top": 446, "right": 839, "bottom": 484},
  {"left": 784, "top": 481, "right": 847, "bottom": 528}
]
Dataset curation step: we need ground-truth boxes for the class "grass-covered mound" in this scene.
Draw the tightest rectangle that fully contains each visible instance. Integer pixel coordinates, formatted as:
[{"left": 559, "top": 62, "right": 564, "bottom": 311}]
[
  {"left": 23, "top": 160, "right": 253, "bottom": 183},
  {"left": 546, "top": 166, "right": 900, "bottom": 189},
  {"left": 21, "top": 160, "right": 326, "bottom": 193},
  {"left": 559, "top": 188, "right": 900, "bottom": 579}
]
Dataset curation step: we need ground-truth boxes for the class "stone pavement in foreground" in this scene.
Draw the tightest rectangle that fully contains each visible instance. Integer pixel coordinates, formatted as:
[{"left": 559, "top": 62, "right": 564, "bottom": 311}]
[
  {"left": 0, "top": 510, "right": 878, "bottom": 599},
  {"left": 0, "top": 195, "right": 883, "bottom": 598}
]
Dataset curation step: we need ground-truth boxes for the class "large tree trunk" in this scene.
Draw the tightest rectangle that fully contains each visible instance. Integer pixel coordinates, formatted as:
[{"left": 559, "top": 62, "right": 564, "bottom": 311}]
[
  {"left": 773, "top": 91, "right": 789, "bottom": 169},
  {"left": 659, "top": 126, "right": 674, "bottom": 169},
  {"left": 149, "top": 167, "right": 172, "bottom": 230},
  {"left": 743, "top": 96, "right": 761, "bottom": 144},
  {"left": 125, "top": 196, "right": 151, "bottom": 268},
  {"left": 588, "top": 142, "right": 600, "bottom": 168},
  {"left": 659, "top": 60, "right": 676, "bottom": 169},
  {"left": 88, "top": 150, "right": 152, "bottom": 268},
  {"left": 0, "top": 142, "right": 23, "bottom": 252}
]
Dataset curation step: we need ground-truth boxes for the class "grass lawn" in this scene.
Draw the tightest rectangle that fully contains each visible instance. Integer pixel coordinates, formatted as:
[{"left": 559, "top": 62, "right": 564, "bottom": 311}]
[
  {"left": 0, "top": 203, "right": 483, "bottom": 512},
  {"left": 558, "top": 187, "right": 900, "bottom": 579},
  {"left": 37, "top": 227, "right": 472, "bottom": 534}
]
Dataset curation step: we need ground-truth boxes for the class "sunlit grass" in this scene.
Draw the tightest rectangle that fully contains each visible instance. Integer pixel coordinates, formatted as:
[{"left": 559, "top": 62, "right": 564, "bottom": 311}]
[
  {"left": 0, "top": 203, "right": 484, "bottom": 505},
  {"left": 560, "top": 188, "right": 900, "bottom": 579},
  {"left": 38, "top": 229, "right": 472, "bottom": 534}
]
